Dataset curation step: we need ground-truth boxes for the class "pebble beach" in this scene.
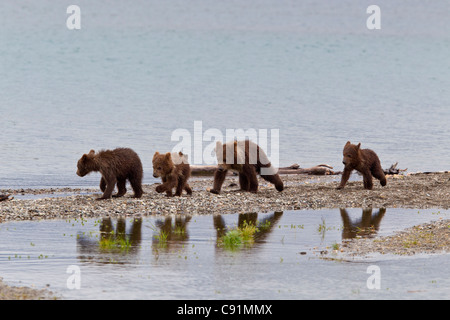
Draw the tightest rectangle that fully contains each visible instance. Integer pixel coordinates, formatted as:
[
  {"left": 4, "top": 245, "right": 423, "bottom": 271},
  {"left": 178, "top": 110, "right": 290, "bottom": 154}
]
[{"left": 1, "top": 172, "right": 449, "bottom": 221}]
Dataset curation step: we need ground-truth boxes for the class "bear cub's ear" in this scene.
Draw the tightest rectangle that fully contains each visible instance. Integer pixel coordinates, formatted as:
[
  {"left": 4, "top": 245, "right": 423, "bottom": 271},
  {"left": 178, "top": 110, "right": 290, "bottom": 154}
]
[
  {"left": 356, "top": 143, "right": 361, "bottom": 149},
  {"left": 82, "top": 150, "right": 95, "bottom": 161},
  {"left": 178, "top": 151, "right": 188, "bottom": 162},
  {"left": 153, "top": 151, "right": 160, "bottom": 160}
]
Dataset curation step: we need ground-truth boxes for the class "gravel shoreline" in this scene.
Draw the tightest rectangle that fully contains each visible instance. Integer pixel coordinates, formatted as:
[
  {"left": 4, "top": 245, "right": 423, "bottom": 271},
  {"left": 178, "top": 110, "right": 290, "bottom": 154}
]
[
  {"left": 1, "top": 172, "right": 449, "bottom": 299},
  {"left": 1, "top": 172, "right": 449, "bottom": 222},
  {"left": 340, "top": 218, "right": 450, "bottom": 257},
  {"left": 0, "top": 279, "right": 58, "bottom": 300}
]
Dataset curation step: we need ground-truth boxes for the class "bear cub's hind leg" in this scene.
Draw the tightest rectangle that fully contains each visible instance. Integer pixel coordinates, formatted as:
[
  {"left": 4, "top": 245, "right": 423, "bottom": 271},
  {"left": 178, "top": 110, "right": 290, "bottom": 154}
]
[{"left": 113, "top": 178, "right": 127, "bottom": 198}]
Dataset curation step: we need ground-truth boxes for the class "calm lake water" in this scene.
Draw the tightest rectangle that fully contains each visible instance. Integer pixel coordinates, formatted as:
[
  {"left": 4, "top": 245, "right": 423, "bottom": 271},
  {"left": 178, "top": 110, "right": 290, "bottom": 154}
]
[
  {"left": 0, "top": 208, "right": 449, "bottom": 300},
  {"left": 0, "top": 0, "right": 449, "bottom": 188}
]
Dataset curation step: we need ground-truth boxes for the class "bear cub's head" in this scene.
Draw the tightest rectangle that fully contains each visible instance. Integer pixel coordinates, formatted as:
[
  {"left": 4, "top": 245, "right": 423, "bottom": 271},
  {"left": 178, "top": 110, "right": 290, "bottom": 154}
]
[
  {"left": 152, "top": 152, "right": 174, "bottom": 178},
  {"left": 342, "top": 141, "right": 361, "bottom": 168},
  {"left": 153, "top": 151, "right": 187, "bottom": 178},
  {"left": 77, "top": 150, "right": 96, "bottom": 177}
]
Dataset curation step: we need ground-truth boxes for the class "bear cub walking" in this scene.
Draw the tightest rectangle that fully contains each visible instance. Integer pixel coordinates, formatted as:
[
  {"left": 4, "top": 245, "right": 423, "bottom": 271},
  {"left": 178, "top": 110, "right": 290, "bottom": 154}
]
[
  {"left": 152, "top": 151, "right": 192, "bottom": 197},
  {"left": 77, "top": 148, "right": 143, "bottom": 200},
  {"left": 337, "top": 141, "right": 387, "bottom": 190},
  {"left": 210, "top": 140, "right": 284, "bottom": 194}
]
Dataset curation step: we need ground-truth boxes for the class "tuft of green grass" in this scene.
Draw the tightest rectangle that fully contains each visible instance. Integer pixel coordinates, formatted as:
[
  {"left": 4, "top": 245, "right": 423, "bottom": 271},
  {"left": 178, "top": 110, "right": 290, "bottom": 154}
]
[
  {"left": 221, "top": 230, "right": 243, "bottom": 249},
  {"left": 153, "top": 230, "right": 169, "bottom": 248},
  {"left": 331, "top": 242, "right": 340, "bottom": 250},
  {"left": 218, "top": 221, "right": 258, "bottom": 251},
  {"left": 99, "top": 237, "right": 132, "bottom": 252}
]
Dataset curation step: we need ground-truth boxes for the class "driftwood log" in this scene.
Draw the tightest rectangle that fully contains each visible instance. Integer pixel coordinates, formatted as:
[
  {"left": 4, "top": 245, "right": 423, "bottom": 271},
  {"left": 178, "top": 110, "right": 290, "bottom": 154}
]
[
  {"left": 190, "top": 162, "right": 409, "bottom": 176},
  {"left": 0, "top": 194, "right": 11, "bottom": 202},
  {"left": 277, "top": 164, "right": 339, "bottom": 175},
  {"left": 383, "top": 162, "right": 407, "bottom": 175},
  {"left": 190, "top": 163, "right": 340, "bottom": 176}
]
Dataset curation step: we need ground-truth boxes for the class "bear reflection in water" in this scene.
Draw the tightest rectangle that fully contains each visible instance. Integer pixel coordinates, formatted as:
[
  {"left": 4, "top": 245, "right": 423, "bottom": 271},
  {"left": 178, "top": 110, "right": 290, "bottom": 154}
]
[
  {"left": 340, "top": 208, "right": 386, "bottom": 239},
  {"left": 76, "top": 217, "right": 143, "bottom": 262},
  {"left": 213, "top": 211, "right": 283, "bottom": 245},
  {"left": 75, "top": 209, "right": 387, "bottom": 264}
]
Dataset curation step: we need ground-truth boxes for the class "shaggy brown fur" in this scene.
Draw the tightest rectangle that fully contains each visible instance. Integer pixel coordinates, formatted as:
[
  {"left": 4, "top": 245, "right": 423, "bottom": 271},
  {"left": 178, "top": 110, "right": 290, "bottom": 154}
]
[
  {"left": 337, "top": 141, "right": 387, "bottom": 190},
  {"left": 76, "top": 148, "right": 143, "bottom": 200},
  {"left": 152, "top": 151, "right": 192, "bottom": 197},
  {"left": 210, "top": 140, "right": 284, "bottom": 194}
]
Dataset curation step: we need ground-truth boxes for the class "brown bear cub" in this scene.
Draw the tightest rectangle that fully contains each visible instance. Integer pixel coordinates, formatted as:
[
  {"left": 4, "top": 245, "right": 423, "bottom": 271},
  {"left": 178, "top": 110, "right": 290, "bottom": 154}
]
[
  {"left": 152, "top": 151, "right": 192, "bottom": 197},
  {"left": 77, "top": 148, "right": 143, "bottom": 200},
  {"left": 210, "top": 140, "right": 284, "bottom": 194},
  {"left": 337, "top": 141, "right": 387, "bottom": 190}
]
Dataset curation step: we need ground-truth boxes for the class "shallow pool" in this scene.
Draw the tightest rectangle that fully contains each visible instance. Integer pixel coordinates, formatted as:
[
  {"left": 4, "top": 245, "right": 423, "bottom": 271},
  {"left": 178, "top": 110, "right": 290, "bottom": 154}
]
[{"left": 0, "top": 208, "right": 448, "bottom": 299}]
